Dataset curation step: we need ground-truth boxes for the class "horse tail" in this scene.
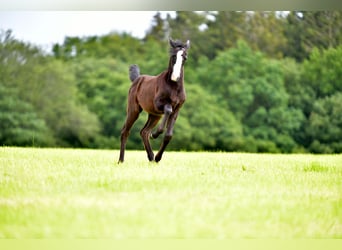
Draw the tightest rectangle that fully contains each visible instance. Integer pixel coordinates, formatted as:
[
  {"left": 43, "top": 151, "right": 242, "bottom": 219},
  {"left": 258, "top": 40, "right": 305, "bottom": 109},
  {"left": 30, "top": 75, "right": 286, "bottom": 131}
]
[{"left": 129, "top": 64, "right": 140, "bottom": 82}]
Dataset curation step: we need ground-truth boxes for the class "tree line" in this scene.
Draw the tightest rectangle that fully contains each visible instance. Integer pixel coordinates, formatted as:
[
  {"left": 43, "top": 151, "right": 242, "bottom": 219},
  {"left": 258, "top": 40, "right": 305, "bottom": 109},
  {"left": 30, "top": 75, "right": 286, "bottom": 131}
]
[{"left": 1, "top": 11, "right": 341, "bottom": 153}]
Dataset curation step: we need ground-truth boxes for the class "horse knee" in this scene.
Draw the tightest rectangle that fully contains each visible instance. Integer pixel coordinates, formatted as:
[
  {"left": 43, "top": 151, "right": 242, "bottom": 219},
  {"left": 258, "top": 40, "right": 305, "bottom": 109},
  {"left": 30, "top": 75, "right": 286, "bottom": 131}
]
[
  {"left": 151, "top": 130, "right": 162, "bottom": 139},
  {"left": 140, "top": 129, "right": 150, "bottom": 139},
  {"left": 164, "top": 104, "right": 172, "bottom": 115},
  {"left": 164, "top": 134, "right": 172, "bottom": 142}
]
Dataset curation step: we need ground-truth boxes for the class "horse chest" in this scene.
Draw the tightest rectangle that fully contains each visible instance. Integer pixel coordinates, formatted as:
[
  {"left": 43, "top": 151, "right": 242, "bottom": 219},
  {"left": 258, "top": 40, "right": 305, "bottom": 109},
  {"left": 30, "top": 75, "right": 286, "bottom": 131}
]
[{"left": 156, "top": 86, "right": 184, "bottom": 107}]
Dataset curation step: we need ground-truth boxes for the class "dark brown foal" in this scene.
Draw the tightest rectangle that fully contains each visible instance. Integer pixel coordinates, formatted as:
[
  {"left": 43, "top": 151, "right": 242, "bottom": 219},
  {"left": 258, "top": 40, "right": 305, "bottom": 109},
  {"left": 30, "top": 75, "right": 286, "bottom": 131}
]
[{"left": 118, "top": 39, "right": 190, "bottom": 163}]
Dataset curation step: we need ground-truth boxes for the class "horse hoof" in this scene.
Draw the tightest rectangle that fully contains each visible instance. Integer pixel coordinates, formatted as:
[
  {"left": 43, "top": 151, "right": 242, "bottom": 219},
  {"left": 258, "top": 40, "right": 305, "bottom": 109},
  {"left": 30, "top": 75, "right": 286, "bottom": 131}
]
[{"left": 155, "top": 155, "right": 162, "bottom": 162}]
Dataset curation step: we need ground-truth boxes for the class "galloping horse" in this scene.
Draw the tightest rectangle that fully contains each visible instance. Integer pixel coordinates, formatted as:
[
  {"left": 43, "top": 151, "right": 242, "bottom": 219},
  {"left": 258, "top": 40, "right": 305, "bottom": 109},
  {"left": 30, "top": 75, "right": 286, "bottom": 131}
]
[{"left": 118, "top": 38, "right": 190, "bottom": 163}]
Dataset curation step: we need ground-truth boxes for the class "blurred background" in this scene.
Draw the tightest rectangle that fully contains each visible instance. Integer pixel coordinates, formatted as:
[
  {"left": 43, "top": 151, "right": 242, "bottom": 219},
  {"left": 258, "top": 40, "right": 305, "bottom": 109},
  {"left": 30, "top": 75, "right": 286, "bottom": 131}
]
[{"left": 1, "top": 11, "right": 341, "bottom": 153}]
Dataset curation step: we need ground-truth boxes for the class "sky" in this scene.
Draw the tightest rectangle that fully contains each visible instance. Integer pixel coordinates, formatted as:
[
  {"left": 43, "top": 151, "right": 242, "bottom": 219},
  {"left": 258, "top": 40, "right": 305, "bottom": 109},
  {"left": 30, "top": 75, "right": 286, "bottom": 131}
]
[{"left": 0, "top": 11, "right": 173, "bottom": 50}]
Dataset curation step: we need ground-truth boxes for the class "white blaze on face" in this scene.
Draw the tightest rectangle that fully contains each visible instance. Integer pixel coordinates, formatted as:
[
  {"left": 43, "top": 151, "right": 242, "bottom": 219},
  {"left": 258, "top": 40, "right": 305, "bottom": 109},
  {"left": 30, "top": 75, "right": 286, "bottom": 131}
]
[{"left": 171, "top": 50, "right": 184, "bottom": 82}]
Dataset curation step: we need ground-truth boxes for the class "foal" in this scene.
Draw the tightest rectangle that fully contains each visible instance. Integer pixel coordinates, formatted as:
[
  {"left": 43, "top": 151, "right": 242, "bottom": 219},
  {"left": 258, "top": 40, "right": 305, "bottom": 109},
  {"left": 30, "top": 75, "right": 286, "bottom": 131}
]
[{"left": 118, "top": 38, "right": 190, "bottom": 163}]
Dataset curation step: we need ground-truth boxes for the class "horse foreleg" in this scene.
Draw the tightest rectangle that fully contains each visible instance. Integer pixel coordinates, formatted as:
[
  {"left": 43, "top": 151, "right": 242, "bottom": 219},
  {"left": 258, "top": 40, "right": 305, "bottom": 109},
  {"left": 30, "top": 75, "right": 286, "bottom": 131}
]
[
  {"left": 151, "top": 104, "right": 172, "bottom": 139},
  {"left": 155, "top": 110, "right": 179, "bottom": 162},
  {"left": 140, "top": 114, "right": 161, "bottom": 161}
]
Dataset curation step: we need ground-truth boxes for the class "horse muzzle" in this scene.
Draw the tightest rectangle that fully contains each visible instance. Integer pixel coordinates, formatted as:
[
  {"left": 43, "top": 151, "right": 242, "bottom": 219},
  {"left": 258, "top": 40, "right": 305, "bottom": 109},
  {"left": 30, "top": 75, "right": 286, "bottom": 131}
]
[{"left": 171, "top": 75, "right": 180, "bottom": 82}]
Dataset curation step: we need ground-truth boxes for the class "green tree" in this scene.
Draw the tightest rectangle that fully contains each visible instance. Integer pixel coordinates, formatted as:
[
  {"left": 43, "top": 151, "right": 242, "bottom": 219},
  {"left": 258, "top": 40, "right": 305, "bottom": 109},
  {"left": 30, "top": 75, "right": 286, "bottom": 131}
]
[
  {"left": 145, "top": 12, "right": 170, "bottom": 42},
  {"left": 167, "top": 11, "right": 209, "bottom": 66},
  {"left": 302, "top": 45, "right": 342, "bottom": 98},
  {"left": 283, "top": 11, "right": 342, "bottom": 61},
  {"left": 71, "top": 57, "right": 130, "bottom": 147},
  {"left": 168, "top": 11, "right": 206, "bottom": 41},
  {"left": 1, "top": 30, "right": 100, "bottom": 147},
  {"left": 20, "top": 59, "right": 101, "bottom": 147},
  {"left": 0, "top": 85, "right": 54, "bottom": 146},
  {"left": 135, "top": 39, "right": 169, "bottom": 76},
  {"left": 306, "top": 93, "right": 342, "bottom": 153},
  {"left": 196, "top": 41, "right": 304, "bottom": 152},
  {"left": 53, "top": 32, "right": 143, "bottom": 62},
  {"left": 169, "top": 84, "right": 243, "bottom": 151},
  {"left": 281, "top": 58, "right": 315, "bottom": 117},
  {"left": 203, "top": 11, "right": 247, "bottom": 59},
  {"left": 244, "top": 11, "right": 287, "bottom": 59}
]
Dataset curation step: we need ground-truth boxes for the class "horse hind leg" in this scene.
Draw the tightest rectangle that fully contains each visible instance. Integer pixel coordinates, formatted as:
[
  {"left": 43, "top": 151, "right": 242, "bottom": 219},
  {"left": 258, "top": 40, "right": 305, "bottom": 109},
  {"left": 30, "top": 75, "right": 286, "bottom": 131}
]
[
  {"left": 140, "top": 114, "right": 160, "bottom": 161},
  {"left": 118, "top": 106, "right": 141, "bottom": 163}
]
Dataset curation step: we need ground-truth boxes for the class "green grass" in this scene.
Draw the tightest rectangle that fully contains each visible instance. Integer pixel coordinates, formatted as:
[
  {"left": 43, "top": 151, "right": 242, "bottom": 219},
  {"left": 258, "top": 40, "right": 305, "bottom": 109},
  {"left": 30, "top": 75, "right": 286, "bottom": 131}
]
[{"left": 0, "top": 147, "right": 341, "bottom": 238}]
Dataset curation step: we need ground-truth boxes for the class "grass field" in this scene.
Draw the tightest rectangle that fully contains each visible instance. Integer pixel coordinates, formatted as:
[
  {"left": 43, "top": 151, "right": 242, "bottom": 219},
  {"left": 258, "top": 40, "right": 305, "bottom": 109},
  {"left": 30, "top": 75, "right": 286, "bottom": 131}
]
[{"left": 0, "top": 147, "right": 341, "bottom": 238}]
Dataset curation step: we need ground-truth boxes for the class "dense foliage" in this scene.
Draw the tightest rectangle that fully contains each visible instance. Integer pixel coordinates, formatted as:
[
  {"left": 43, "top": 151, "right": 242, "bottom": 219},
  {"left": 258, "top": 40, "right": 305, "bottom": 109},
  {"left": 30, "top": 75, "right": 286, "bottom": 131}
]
[{"left": 1, "top": 11, "right": 341, "bottom": 153}]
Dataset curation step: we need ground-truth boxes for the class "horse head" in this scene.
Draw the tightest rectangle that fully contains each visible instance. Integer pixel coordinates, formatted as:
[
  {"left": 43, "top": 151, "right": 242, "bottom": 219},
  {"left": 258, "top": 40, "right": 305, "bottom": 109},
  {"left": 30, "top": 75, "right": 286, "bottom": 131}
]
[{"left": 169, "top": 38, "right": 190, "bottom": 82}]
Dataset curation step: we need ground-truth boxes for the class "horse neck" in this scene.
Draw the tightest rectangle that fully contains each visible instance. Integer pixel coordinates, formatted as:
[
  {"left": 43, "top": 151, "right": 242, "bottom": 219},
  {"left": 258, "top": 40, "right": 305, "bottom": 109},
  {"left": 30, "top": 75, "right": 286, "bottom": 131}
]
[{"left": 167, "top": 57, "right": 173, "bottom": 76}]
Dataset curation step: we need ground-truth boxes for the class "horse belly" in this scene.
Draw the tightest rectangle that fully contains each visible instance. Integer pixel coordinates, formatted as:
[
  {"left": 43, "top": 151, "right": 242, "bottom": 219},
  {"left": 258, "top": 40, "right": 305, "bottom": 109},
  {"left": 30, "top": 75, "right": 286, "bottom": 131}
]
[{"left": 136, "top": 76, "right": 162, "bottom": 115}]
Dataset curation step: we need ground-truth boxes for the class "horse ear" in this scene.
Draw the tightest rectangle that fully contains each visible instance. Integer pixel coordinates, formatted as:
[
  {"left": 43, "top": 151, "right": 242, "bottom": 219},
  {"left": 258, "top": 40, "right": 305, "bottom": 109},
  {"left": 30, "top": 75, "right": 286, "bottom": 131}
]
[
  {"left": 169, "top": 38, "right": 176, "bottom": 48},
  {"left": 185, "top": 40, "right": 190, "bottom": 49}
]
